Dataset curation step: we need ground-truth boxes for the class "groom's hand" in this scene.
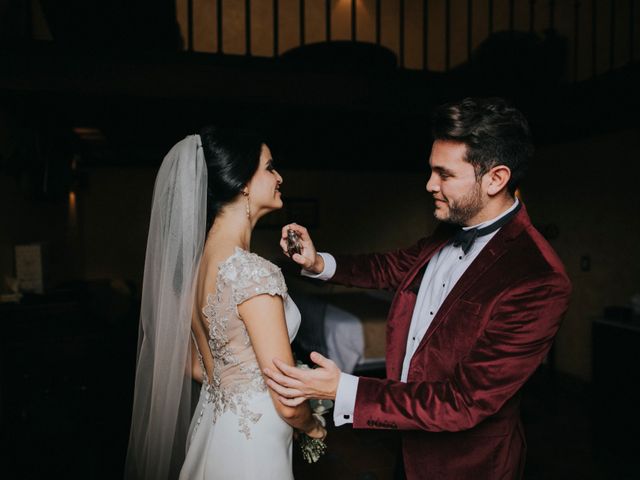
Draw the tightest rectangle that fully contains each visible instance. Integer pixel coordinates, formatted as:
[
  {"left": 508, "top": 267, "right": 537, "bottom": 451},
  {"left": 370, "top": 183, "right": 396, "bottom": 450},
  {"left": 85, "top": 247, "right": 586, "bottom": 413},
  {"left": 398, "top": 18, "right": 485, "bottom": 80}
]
[
  {"left": 280, "top": 223, "right": 324, "bottom": 274},
  {"left": 264, "top": 352, "right": 340, "bottom": 406}
]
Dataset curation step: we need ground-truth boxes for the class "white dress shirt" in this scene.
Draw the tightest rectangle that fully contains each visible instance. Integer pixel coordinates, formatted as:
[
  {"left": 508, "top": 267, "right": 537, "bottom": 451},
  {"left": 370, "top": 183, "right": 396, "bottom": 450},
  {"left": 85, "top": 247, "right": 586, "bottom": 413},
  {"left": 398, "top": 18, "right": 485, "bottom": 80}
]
[{"left": 302, "top": 200, "right": 520, "bottom": 426}]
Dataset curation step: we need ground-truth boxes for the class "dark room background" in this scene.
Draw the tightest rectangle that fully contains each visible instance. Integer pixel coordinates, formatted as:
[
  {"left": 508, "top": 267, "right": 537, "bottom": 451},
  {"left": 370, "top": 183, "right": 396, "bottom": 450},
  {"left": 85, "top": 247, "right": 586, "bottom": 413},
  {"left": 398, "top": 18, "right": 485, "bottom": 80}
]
[{"left": 2, "top": 1, "right": 640, "bottom": 478}]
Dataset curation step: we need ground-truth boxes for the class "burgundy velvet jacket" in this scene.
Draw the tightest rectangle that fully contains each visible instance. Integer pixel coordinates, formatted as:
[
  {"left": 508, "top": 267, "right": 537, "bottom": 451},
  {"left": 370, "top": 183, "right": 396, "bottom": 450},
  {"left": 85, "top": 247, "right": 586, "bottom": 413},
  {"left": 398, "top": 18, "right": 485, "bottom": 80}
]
[{"left": 331, "top": 205, "right": 571, "bottom": 480}]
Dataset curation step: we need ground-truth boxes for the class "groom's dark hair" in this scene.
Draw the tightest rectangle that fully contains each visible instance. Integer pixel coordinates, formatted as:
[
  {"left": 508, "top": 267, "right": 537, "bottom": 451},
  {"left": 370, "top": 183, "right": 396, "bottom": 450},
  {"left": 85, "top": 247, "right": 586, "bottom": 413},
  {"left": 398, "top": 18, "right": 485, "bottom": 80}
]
[{"left": 431, "top": 97, "right": 533, "bottom": 195}]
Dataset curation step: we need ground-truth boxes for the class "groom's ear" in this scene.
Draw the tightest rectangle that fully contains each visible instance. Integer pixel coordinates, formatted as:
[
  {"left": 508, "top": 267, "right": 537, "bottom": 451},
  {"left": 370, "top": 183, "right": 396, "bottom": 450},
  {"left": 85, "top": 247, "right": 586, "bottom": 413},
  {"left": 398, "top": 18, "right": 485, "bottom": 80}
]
[{"left": 485, "top": 165, "right": 511, "bottom": 196}]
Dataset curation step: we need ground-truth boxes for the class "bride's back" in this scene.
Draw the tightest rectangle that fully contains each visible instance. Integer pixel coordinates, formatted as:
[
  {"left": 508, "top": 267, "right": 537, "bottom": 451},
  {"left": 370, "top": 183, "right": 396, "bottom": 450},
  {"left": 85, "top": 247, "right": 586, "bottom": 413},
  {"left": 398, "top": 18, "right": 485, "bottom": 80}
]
[{"left": 191, "top": 246, "right": 286, "bottom": 391}]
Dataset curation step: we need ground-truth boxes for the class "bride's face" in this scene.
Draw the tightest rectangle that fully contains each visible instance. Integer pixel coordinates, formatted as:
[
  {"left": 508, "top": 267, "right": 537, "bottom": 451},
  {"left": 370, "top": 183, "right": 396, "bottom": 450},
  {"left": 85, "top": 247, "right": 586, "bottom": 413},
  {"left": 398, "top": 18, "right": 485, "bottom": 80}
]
[{"left": 247, "top": 144, "right": 283, "bottom": 216}]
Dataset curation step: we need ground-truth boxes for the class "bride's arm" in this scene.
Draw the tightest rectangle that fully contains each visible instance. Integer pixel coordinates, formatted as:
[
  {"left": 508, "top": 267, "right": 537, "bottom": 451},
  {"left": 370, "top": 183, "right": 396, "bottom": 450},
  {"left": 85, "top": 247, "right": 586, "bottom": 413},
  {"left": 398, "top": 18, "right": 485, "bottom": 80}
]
[{"left": 240, "top": 294, "right": 325, "bottom": 437}]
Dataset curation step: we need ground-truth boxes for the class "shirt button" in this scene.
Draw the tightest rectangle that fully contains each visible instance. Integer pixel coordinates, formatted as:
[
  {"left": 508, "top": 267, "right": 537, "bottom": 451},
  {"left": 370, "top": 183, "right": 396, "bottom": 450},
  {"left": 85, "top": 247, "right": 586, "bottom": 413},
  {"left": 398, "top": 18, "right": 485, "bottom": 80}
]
[
  {"left": 430, "top": 311, "right": 433, "bottom": 315},
  {"left": 442, "top": 283, "right": 445, "bottom": 287},
  {"left": 459, "top": 256, "right": 462, "bottom": 260},
  {"left": 343, "top": 415, "right": 350, "bottom": 420},
  {"left": 412, "top": 336, "right": 415, "bottom": 341}
]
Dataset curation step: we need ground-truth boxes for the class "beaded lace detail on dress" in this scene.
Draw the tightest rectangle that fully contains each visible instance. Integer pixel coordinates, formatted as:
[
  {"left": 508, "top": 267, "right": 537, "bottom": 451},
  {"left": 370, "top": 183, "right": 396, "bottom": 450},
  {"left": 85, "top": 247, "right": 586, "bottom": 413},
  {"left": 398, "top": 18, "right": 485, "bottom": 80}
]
[{"left": 192, "top": 248, "right": 287, "bottom": 440}]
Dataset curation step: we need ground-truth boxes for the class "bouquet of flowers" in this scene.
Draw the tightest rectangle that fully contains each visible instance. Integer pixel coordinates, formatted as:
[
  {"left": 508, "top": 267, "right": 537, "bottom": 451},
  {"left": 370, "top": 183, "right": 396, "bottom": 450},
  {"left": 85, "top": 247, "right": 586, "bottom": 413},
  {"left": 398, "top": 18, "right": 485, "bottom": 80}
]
[{"left": 296, "top": 362, "right": 333, "bottom": 463}]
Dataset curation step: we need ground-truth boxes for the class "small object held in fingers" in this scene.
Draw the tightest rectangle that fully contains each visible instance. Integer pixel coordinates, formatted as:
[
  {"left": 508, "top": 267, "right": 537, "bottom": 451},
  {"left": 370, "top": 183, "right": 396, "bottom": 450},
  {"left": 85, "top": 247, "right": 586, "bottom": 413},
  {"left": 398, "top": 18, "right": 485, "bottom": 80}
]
[{"left": 286, "top": 229, "right": 302, "bottom": 257}]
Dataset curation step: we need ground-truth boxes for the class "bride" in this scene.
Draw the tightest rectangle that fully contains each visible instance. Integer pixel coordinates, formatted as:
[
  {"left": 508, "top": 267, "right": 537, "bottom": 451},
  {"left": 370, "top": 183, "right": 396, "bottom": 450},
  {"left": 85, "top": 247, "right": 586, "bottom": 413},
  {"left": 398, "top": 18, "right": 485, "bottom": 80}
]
[{"left": 124, "top": 127, "right": 326, "bottom": 479}]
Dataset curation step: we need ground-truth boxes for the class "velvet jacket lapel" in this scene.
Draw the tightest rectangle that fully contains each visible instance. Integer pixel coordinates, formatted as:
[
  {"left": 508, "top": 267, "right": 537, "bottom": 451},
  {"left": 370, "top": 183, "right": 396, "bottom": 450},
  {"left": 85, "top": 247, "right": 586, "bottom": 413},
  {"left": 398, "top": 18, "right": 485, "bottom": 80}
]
[{"left": 385, "top": 225, "right": 452, "bottom": 379}]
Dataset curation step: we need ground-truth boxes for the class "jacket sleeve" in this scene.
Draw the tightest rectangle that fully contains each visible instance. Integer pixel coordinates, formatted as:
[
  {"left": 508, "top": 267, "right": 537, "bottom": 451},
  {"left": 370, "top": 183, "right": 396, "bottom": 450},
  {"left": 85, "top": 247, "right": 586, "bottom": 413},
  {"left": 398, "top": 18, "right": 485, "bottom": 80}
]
[
  {"left": 351, "top": 271, "right": 571, "bottom": 432},
  {"left": 331, "top": 236, "right": 432, "bottom": 291}
]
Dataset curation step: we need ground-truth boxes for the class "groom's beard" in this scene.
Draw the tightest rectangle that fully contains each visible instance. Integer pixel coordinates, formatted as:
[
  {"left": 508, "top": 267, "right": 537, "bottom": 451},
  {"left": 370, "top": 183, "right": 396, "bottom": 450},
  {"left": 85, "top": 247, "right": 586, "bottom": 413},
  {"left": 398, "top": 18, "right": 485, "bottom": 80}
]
[{"left": 440, "top": 182, "right": 484, "bottom": 226}]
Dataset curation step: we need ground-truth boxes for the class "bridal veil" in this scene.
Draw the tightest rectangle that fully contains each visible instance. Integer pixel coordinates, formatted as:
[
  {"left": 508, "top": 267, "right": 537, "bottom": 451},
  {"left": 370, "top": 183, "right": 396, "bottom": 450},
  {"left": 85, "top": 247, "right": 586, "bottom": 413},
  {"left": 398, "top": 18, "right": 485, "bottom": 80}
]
[{"left": 125, "top": 135, "right": 207, "bottom": 479}]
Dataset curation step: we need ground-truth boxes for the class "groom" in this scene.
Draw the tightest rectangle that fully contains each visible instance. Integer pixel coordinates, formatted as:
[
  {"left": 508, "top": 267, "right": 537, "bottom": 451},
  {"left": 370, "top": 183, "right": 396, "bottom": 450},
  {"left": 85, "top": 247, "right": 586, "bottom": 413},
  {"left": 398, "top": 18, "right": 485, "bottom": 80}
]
[{"left": 264, "top": 97, "right": 571, "bottom": 479}]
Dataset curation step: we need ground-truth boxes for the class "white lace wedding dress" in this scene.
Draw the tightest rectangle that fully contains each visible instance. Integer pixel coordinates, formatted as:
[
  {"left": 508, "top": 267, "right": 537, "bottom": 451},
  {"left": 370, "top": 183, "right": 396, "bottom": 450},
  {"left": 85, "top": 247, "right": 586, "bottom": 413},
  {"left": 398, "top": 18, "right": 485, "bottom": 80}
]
[{"left": 179, "top": 248, "right": 301, "bottom": 480}]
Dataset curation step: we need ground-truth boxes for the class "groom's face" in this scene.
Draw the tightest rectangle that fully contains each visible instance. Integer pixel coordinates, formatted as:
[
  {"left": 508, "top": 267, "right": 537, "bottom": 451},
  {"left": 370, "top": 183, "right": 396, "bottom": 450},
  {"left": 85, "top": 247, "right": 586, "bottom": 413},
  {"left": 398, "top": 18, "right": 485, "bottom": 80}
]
[{"left": 426, "top": 140, "right": 486, "bottom": 226}]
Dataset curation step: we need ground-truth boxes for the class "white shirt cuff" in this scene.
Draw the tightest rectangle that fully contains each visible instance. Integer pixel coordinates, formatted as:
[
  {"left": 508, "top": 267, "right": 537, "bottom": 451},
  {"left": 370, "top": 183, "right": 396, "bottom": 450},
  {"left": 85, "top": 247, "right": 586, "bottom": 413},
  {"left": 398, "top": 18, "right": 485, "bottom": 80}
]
[
  {"left": 300, "top": 252, "right": 336, "bottom": 281},
  {"left": 332, "top": 372, "right": 359, "bottom": 426}
]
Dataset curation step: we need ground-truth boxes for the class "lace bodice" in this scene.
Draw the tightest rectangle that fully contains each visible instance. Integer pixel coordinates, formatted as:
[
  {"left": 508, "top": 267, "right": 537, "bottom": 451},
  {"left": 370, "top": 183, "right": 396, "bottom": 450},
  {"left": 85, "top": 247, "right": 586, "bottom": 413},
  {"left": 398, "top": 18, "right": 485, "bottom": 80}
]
[{"left": 192, "top": 248, "right": 301, "bottom": 439}]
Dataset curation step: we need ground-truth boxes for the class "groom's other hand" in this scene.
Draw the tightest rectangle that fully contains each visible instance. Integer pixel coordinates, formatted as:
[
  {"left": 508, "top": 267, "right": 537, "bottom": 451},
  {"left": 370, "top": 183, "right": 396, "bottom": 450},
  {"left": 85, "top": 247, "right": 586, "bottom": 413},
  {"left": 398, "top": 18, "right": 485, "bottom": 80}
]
[
  {"left": 264, "top": 352, "right": 340, "bottom": 406},
  {"left": 280, "top": 223, "right": 324, "bottom": 273}
]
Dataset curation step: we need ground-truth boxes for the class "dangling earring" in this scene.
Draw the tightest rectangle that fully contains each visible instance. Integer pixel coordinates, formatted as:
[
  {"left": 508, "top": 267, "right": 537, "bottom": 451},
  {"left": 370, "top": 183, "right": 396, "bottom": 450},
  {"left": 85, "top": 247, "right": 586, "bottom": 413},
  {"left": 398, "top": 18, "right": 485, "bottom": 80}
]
[{"left": 242, "top": 190, "right": 251, "bottom": 220}]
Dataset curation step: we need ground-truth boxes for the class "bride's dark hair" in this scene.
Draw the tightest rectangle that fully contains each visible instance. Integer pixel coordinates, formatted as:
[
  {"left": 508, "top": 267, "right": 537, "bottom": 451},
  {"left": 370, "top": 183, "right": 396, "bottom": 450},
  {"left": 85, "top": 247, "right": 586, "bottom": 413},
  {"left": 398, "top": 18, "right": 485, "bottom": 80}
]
[{"left": 199, "top": 125, "right": 264, "bottom": 229}]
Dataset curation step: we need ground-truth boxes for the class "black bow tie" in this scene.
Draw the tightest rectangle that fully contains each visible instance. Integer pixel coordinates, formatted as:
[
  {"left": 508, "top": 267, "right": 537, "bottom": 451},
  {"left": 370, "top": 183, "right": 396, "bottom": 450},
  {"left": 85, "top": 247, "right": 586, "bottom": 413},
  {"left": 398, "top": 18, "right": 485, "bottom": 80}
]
[{"left": 451, "top": 202, "right": 522, "bottom": 254}]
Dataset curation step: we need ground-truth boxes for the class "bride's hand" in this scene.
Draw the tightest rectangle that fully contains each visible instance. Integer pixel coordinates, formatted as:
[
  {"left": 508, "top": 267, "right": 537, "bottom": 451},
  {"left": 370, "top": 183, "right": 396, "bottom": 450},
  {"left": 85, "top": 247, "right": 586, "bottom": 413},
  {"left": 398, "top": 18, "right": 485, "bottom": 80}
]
[
  {"left": 280, "top": 223, "right": 324, "bottom": 273},
  {"left": 304, "top": 423, "right": 327, "bottom": 441}
]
